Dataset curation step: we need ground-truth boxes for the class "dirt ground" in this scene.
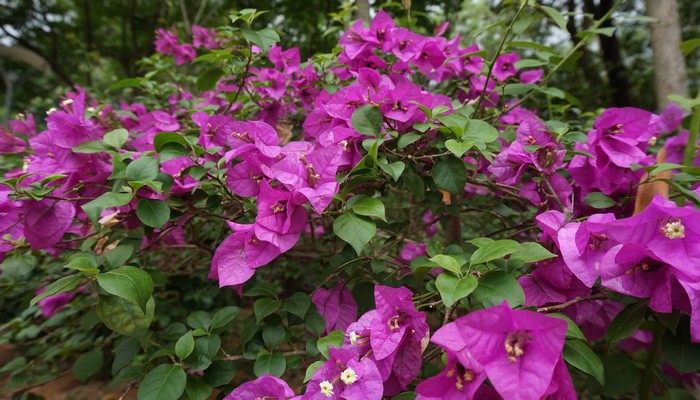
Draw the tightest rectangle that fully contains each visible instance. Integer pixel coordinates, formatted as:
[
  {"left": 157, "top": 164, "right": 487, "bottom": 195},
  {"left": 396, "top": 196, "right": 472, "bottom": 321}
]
[{"left": 1, "top": 344, "right": 136, "bottom": 400}]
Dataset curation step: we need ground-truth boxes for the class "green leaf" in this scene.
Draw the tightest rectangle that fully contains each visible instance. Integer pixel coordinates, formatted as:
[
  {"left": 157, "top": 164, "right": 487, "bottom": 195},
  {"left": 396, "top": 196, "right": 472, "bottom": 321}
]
[
  {"left": 662, "top": 318, "right": 700, "bottom": 373},
  {"left": 211, "top": 306, "right": 241, "bottom": 329},
  {"left": 428, "top": 255, "right": 463, "bottom": 274},
  {"left": 0, "top": 357, "right": 25, "bottom": 373},
  {"left": 196, "top": 67, "right": 225, "bottom": 92},
  {"left": 82, "top": 192, "right": 133, "bottom": 223},
  {"left": 96, "top": 295, "right": 154, "bottom": 336},
  {"left": 64, "top": 257, "right": 100, "bottom": 275},
  {"left": 351, "top": 104, "right": 383, "bottom": 136},
  {"left": 137, "top": 364, "right": 187, "bottom": 400},
  {"left": 96, "top": 265, "right": 154, "bottom": 312},
  {"left": 538, "top": 5, "right": 568, "bottom": 30},
  {"left": 30, "top": 274, "right": 85, "bottom": 307},
  {"left": 436, "top": 273, "right": 478, "bottom": 307},
  {"left": 351, "top": 197, "right": 386, "bottom": 222},
  {"left": 605, "top": 301, "right": 648, "bottom": 343},
  {"left": 663, "top": 389, "right": 695, "bottom": 400},
  {"left": 283, "top": 293, "right": 311, "bottom": 318},
  {"left": 240, "top": 26, "right": 280, "bottom": 52},
  {"left": 176, "top": 331, "right": 195, "bottom": 360},
  {"left": 657, "top": 310, "right": 681, "bottom": 335},
  {"left": 680, "top": 38, "right": 700, "bottom": 56},
  {"left": 72, "top": 350, "right": 104, "bottom": 383},
  {"left": 104, "top": 128, "right": 129, "bottom": 149},
  {"left": 185, "top": 377, "right": 213, "bottom": 400},
  {"left": 304, "top": 306, "right": 326, "bottom": 336},
  {"left": 73, "top": 140, "right": 111, "bottom": 153},
  {"left": 112, "top": 338, "right": 140, "bottom": 375},
  {"left": 304, "top": 360, "right": 325, "bottom": 383},
  {"left": 254, "top": 351, "right": 286, "bottom": 377},
  {"left": 472, "top": 270, "right": 525, "bottom": 307},
  {"left": 601, "top": 353, "right": 641, "bottom": 396},
  {"left": 194, "top": 334, "right": 221, "bottom": 359},
  {"left": 391, "top": 393, "right": 417, "bottom": 400},
  {"left": 154, "top": 132, "right": 189, "bottom": 152},
  {"left": 378, "top": 160, "right": 405, "bottom": 181},
  {"left": 510, "top": 242, "right": 558, "bottom": 263},
  {"left": 549, "top": 313, "right": 586, "bottom": 340},
  {"left": 432, "top": 156, "right": 467, "bottom": 195},
  {"left": 462, "top": 119, "right": 499, "bottom": 143},
  {"left": 126, "top": 157, "right": 159, "bottom": 182},
  {"left": 317, "top": 331, "right": 345, "bottom": 359},
  {"left": 158, "top": 142, "right": 189, "bottom": 162},
  {"left": 585, "top": 192, "right": 617, "bottom": 209},
  {"left": 563, "top": 339, "right": 605, "bottom": 385},
  {"left": 333, "top": 212, "right": 376, "bottom": 255},
  {"left": 397, "top": 133, "right": 422, "bottom": 149},
  {"left": 254, "top": 298, "right": 282, "bottom": 323},
  {"left": 136, "top": 199, "right": 170, "bottom": 229},
  {"left": 470, "top": 239, "right": 522, "bottom": 265},
  {"left": 110, "top": 78, "right": 143, "bottom": 90},
  {"left": 187, "top": 311, "right": 212, "bottom": 331},
  {"left": 263, "top": 325, "right": 286, "bottom": 348},
  {"left": 106, "top": 245, "right": 134, "bottom": 268},
  {"left": 445, "top": 139, "right": 473, "bottom": 157},
  {"left": 202, "top": 361, "right": 236, "bottom": 387},
  {"left": 514, "top": 59, "right": 548, "bottom": 69}
]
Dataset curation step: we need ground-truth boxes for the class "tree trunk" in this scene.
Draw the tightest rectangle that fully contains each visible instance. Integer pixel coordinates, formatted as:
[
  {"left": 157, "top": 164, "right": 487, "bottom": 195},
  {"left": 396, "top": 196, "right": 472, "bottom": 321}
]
[
  {"left": 646, "top": 0, "right": 689, "bottom": 111},
  {"left": 583, "top": 0, "right": 633, "bottom": 107},
  {"left": 356, "top": 0, "right": 371, "bottom": 23}
]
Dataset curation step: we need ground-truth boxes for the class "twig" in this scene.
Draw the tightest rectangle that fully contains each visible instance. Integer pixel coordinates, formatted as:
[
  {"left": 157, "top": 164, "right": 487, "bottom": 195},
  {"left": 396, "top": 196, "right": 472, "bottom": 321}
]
[{"left": 536, "top": 292, "right": 607, "bottom": 313}]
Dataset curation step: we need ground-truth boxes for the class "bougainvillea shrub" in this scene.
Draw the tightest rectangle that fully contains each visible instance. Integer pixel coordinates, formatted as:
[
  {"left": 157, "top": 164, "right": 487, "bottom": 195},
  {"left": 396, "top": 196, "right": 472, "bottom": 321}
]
[{"left": 2, "top": 3, "right": 700, "bottom": 399}]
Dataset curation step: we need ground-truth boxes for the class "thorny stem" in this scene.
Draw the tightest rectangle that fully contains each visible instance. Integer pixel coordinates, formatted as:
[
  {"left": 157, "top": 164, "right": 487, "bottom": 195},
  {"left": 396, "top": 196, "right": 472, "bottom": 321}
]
[
  {"left": 222, "top": 47, "right": 254, "bottom": 115},
  {"left": 542, "top": 175, "right": 571, "bottom": 218}
]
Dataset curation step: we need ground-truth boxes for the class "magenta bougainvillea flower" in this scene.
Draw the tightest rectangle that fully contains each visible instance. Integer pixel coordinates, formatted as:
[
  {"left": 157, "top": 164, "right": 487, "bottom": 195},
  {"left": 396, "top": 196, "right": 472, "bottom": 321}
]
[
  {"left": 370, "top": 285, "right": 428, "bottom": 360},
  {"left": 23, "top": 200, "right": 75, "bottom": 250},
  {"left": 224, "top": 374, "right": 295, "bottom": 400},
  {"left": 450, "top": 302, "right": 568, "bottom": 400},
  {"left": 312, "top": 281, "right": 358, "bottom": 335},
  {"left": 492, "top": 52, "right": 520, "bottom": 82},
  {"left": 303, "top": 347, "right": 383, "bottom": 399},
  {"left": 226, "top": 121, "right": 282, "bottom": 160},
  {"left": 558, "top": 213, "right": 617, "bottom": 287},
  {"left": 602, "top": 195, "right": 700, "bottom": 276},
  {"left": 192, "top": 25, "right": 219, "bottom": 49},
  {"left": 254, "top": 181, "right": 308, "bottom": 252},
  {"left": 35, "top": 289, "right": 78, "bottom": 318},
  {"left": 340, "top": 286, "right": 428, "bottom": 395},
  {"left": 263, "top": 145, "right": 343, "bottom": 213},
  {"left": 416, "top": 321, "right": 486, "bottom": 399},
  {"left": 601, "top": 243, "right": 674, "bottom": 313},
  {"left": 415, "top": 354, "right": 487, "bottom": 399},
  {"left": 210, "top": 222, "right": 281, "bottom": 287}
]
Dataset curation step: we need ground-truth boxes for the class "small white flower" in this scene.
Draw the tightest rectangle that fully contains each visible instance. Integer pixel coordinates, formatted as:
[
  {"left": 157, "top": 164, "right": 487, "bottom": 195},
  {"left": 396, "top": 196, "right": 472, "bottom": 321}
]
[
  {"left": 648, "top": 136, "right": 657, "bottom": 146},
  {"left": 86, "top": 106, "right": 96, "bottom": 112},
  {"left": 319, "top": 380, "right": 334, "bottom": 397},
  {"left": 61, "top": 99, "right": 73, "bottom": 106},
  {"left": 46, "top": 107, "right": 57, "bottom": 115},
  {"left": 340, "top": 367, "right": 358, "bottom": 385},
  {"left": 661, "top": 220, "right": 685, "bottom": 239},
  {"left": 349, "top": 331, "right": 359, "bottom": 345}
]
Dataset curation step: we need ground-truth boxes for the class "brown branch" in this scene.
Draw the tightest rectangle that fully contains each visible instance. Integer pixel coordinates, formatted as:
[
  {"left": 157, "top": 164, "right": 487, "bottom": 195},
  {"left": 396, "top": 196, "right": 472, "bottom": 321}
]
[{"left": 536, "top": 292, "right": 608, "bottom": 313}]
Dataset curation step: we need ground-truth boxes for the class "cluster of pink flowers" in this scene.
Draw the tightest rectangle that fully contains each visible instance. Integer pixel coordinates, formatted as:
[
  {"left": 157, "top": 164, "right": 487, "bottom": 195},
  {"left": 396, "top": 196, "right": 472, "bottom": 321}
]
[
  {"left": 1, "top": 7, "right": 700, "bottom": 399},
  {"left": 154, "top": 25, "right": 219, "bottom": 65}
]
